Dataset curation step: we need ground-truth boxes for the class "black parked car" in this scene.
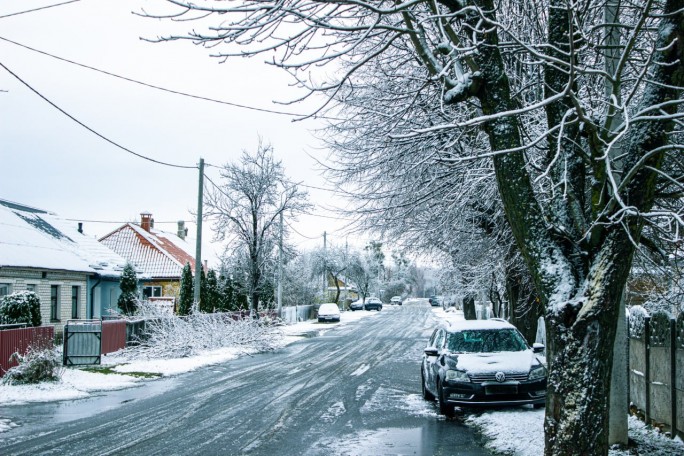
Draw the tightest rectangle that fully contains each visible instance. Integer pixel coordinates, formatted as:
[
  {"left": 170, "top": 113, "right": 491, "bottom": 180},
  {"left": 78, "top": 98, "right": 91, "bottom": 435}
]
[
  {"left": 364, "top": 297, "right": 383, "bottom": 311},
  {"left": 421, "top": 319, "right": 546, "bottom": 416}
]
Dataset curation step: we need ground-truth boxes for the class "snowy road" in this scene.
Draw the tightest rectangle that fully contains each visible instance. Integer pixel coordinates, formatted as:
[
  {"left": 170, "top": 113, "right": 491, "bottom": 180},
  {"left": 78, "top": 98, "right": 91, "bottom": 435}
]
[{"left": 0, "top": 303, "right": 490, "bottom": 455}]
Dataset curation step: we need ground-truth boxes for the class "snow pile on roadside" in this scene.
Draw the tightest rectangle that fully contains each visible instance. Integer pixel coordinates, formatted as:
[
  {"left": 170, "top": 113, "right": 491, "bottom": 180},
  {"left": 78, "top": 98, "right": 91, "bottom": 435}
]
[
  {"left": 466, "top": 409, "right": 684, "bottom": 456},
  {"left": 429, "top": 307, "right": 684, "bottom": 455}
]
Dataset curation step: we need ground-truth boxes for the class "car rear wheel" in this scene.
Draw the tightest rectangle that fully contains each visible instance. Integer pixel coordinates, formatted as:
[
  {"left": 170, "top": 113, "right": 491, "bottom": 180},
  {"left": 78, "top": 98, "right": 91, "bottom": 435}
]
[
  {"left": 533, "top": 403, "right": 545, "bottom": 409},
  {"left": 438, "top": 381, "right": 455, "bottom": 417},
  {"left": 421, "top": 370, "right": 435, "bottom": 401}
]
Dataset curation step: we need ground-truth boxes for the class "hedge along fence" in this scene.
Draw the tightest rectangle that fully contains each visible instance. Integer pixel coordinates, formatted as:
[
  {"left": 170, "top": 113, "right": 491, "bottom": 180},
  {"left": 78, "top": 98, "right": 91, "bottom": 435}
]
[
  {"left": 628, "top": 307, "right": 684, "bottom": 439},
  {"left": 0, "top": 325, "right": 55, "bottom": 377}
]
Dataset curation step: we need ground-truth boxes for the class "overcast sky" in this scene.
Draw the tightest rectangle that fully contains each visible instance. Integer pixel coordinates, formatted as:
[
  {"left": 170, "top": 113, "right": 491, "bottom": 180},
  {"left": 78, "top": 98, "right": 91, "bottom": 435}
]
[{"left": 1, "top": 0, "right": 359, "bottom": 265}]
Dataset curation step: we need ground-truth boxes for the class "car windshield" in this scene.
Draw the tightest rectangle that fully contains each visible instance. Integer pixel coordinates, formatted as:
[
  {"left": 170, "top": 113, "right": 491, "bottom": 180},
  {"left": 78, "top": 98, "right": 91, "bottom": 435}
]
[{"left": 446, "top": 329, "right": 528, "bottom": 353}]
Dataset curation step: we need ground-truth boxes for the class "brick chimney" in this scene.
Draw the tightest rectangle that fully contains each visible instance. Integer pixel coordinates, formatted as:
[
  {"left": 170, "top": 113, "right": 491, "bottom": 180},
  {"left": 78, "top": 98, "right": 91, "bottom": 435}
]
[
  {"left": 177, "top": 220, "right": 188, "bottom": 240},
  {"left": 140, "top": 212, "right": 153, "bottom": 232}
]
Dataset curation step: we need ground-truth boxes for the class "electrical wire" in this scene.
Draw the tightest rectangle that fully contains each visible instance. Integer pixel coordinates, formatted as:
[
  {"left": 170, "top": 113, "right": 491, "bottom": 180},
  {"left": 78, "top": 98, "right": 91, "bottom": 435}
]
[
  {"left": 0, "top": 61, "right": 197, "bottom": 170},
  {"left": 284, "top": 220, "right": 319, "bottom": 240},
  {"left": 0, "top": 0, "right": 81, "bottom": 20},
  {"left": 0, "top": 35, "right": 306, "bottom": 117}
]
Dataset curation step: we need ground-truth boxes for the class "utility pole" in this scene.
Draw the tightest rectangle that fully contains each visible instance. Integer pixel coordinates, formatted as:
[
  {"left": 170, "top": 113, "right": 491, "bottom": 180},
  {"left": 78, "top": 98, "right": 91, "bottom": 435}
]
[
  {"left": 322, "top": 231, "right": 327, "bottom": 299},
  {"left": 344, "top": 238, "right": 348, "bottom": 305},
  {"left": 277, "top": 210, "right": 283, "bottom": 318},
  {"left": 193, "top": 158, "right": 204, "bottom": 309}
]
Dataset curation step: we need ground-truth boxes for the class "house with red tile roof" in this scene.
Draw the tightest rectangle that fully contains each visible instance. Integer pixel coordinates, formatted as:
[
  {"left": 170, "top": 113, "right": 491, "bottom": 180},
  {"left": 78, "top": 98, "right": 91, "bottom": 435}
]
[{"left": 99, "top": 212, "right": 197, "bottom": 306}]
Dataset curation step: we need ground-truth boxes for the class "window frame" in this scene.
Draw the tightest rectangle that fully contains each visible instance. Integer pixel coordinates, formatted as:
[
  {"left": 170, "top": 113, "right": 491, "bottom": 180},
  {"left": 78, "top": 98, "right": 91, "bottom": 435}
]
[
  {"left": 50, "top": 285, "right": 60, "bottom": 322},
  {"left": 0, "top": 283, "right": 12, "bottom": 297},
  {"left": 143, "top": 286, "right": 162, "bottom": 299},
  {"left": 71, "top": 285, "right": 80, "bottom": 319}
]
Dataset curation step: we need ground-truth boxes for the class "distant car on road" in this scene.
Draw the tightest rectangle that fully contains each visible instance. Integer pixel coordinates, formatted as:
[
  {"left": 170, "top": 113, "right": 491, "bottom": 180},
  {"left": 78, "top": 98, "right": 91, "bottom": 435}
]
[
  {"left": 390, "top": 296, "right": 403, "bottom": 305},
  {"left": 317, "top": 303, "right": 341, "bottom": 322},
  {"left": 421, "top": 319, "right": 546, "bottom": 416},
  {"left": 364, "top": 297, "right": 383, "bottom": 311},
  {"left": 428, "top": 296, "right": 440, "bottom": 307},
  {"left": 349, "top": 300, "right": 364, "bottom": 311}
]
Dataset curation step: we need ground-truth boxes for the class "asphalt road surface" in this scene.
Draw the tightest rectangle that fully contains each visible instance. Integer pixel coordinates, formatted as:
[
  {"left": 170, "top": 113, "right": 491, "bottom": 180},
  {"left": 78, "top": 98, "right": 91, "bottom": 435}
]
[{"left": 0, "top": 302, "right": 491, "bottom": 455}]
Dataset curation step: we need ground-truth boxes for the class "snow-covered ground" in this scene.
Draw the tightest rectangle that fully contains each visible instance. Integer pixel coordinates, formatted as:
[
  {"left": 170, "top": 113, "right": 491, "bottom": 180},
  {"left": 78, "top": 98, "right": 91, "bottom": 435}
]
[
  {"left": 430, "top": 306, "right": 684, "bottom": 456},
  {"left": 0, "top": 308, "right": 382, "bottom": 408},
  {"left": 2, "top": 304, "right": 682, "bottom": 456}
]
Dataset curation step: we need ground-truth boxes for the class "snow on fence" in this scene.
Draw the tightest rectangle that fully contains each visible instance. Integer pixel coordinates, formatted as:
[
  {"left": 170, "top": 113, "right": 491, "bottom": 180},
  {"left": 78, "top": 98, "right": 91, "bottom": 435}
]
[
  {"left": 281, "top": 305, "right": 314, "bottom": 324},
  {"left": 0, "top": 325, "right": 54, "bottom": 377},
  {"left": 628, "top": 307, "right": 683, "bottom": 439}
]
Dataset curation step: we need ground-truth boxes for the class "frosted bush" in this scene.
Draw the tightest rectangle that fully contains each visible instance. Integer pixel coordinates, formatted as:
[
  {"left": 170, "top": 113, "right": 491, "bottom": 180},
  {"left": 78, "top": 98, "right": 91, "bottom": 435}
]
[
  {"left": 124, "top": 301, "right": 283, "bottom": 359},
  {"left": 0, "top": 291, "right": 42, "bottom": 327},
  {"left": 2, "top": 347, "right": 63, "bottom": 385}
]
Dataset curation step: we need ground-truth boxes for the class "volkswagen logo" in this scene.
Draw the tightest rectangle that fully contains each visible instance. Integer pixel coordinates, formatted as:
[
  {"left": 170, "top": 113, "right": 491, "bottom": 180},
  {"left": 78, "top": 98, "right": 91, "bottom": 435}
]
[{"left": 495, "top": 372, "right": 506, "bottom": 383}]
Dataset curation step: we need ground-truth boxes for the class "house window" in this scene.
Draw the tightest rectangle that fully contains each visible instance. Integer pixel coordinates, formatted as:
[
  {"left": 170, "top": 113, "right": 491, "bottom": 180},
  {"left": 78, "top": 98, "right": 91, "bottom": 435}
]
[
  {"left": 143, "top": 286, "right": 162, "bottom": 299},
  {"left": 0, "top": 283, "right": 11, "bottom": 297},
  {"left": 26, "top": 284, "right": 37, "bottom": 292},
  {"left": 50, "top": 285, "right": 60, "bottom": 321},
  {"left": 71, "top": 286, "right": 80, "bottom": 319}
]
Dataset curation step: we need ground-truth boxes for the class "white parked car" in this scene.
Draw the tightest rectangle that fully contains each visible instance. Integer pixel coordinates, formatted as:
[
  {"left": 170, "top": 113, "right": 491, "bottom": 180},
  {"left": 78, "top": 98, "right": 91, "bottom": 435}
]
[
  {"left": 317, "top": 303, "right": 341, "bottom": 322},
  {"left": 390, "top": 296, "right": 403, "bottom": 305}
]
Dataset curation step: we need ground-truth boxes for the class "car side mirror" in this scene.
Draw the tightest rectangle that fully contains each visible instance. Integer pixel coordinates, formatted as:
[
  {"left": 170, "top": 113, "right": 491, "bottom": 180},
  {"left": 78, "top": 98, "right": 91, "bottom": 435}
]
[
  {"left": 424, "top": 347, "right": 439, "bottom": 357},
  {"left": 532, "top": 343, "right": 545, "bottom": 353}
]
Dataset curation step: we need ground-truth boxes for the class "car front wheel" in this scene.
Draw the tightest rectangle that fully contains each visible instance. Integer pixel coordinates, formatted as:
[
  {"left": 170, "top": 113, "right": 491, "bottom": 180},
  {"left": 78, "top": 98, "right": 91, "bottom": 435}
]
[
  {"left": 421, "top": 369, "right": 435, "bottom": 401},
  {"left": 438, "top": 381, "right": 455, "bottom": 417}
]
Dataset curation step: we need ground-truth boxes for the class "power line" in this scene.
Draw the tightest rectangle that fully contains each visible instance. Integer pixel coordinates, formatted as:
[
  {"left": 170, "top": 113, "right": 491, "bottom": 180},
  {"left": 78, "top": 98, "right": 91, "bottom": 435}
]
[
  {"left": 0, "top": 35, "right": 306, "bottom": 117},
  {"left": 284, "top": 220, "right": 319, "bottom": 240},
  {"left": 0, "top": 0, "right": 81, "bottom": 20},
  {"left": 204, "top": 168, "right": 354, "bottom": 221},
  {"left": 205, "top": 163, "right": 339, "bottom": 194},
  {"left": 0, "top": 61, "right": 197, "bottom": 170}
]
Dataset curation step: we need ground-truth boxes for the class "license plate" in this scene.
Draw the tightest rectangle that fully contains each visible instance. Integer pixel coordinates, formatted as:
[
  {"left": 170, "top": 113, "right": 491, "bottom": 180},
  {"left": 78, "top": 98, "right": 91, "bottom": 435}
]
[{"left": 485, "top": 385, "right": 518, "bottom": 395}]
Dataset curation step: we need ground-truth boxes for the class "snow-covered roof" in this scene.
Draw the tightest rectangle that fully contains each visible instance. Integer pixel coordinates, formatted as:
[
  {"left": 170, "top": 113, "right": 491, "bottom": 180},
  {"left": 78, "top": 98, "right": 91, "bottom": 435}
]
[
  {"left": 99, "top": 222, "right": 196, "bottom": 280},
  {"left": 0, "top": 199, "right": 127, "bottom": 277}
]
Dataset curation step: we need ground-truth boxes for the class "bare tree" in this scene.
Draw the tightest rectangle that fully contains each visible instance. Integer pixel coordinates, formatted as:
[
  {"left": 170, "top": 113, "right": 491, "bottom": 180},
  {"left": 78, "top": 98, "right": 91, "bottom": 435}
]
[
  {"left": 346, "top": 244, "right": 384, "bottom": 302},
  {"left": 149, "top": 1, "right": 684, "bottom": 454},
  {"left": 310, "top": 244, "right": 349, "bottom": 304},
  {"left": 204, "top": 141, "right": 310, "bottom": 316}
]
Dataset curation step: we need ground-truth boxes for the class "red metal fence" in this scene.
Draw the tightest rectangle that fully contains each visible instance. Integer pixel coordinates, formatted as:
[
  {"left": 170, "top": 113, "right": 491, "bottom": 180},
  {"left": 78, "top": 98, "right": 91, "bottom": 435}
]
[
  {"left": 0, "top": 326, "right": 55, "bottom": 377},
  {"left": 101, "top": 319, "right": 126, "bottom": 355}
]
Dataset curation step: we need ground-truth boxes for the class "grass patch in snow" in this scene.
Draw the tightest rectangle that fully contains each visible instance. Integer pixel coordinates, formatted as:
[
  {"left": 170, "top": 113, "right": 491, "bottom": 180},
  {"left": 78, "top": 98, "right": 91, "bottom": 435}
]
[{"left": 80, "top": 366, "right": 161, "bottom": 379}]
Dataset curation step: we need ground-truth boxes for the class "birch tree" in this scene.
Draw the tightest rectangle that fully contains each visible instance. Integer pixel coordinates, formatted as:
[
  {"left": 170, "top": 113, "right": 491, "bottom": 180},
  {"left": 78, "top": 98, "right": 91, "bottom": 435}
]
[{"left": 150, "top": 1, "right": 684, "bottom": 454}]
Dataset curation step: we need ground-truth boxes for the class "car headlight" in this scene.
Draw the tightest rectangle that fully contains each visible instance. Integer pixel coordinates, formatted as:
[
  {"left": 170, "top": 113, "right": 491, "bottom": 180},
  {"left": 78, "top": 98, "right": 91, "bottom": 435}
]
[
  {"left": 445, "top": 369, "right": 470, "bottom": 382},
  {"left": 528, "top": 365, "right": 546, "bottom": 381}
]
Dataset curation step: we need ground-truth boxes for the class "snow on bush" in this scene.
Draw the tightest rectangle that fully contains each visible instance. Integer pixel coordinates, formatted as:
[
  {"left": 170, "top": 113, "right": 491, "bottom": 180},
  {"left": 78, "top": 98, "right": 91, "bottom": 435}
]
[
  {"left": 124, "top": 301, "right": 283, "bottom": 359},
  {"left": 1, "top": 346, "right": 63, "bottom": 385},
  {"left": 0, "top": 291, "right": 42, "bottom": 327}
]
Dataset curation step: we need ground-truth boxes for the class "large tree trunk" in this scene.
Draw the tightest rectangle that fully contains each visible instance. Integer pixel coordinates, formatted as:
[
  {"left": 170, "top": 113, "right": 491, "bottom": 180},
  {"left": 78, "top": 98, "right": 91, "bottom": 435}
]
[
  {"left": 544, "top": 232, "right": 634, "bottom": 454},
  {"left": 464, "top": 0, "right": 683, "bottom": 451},
  {"left": 463, "top": 294, "right": 477, "bottom": 320},
  {"left": 504, "top": 244, "right": 543, "bottom": 344}
]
